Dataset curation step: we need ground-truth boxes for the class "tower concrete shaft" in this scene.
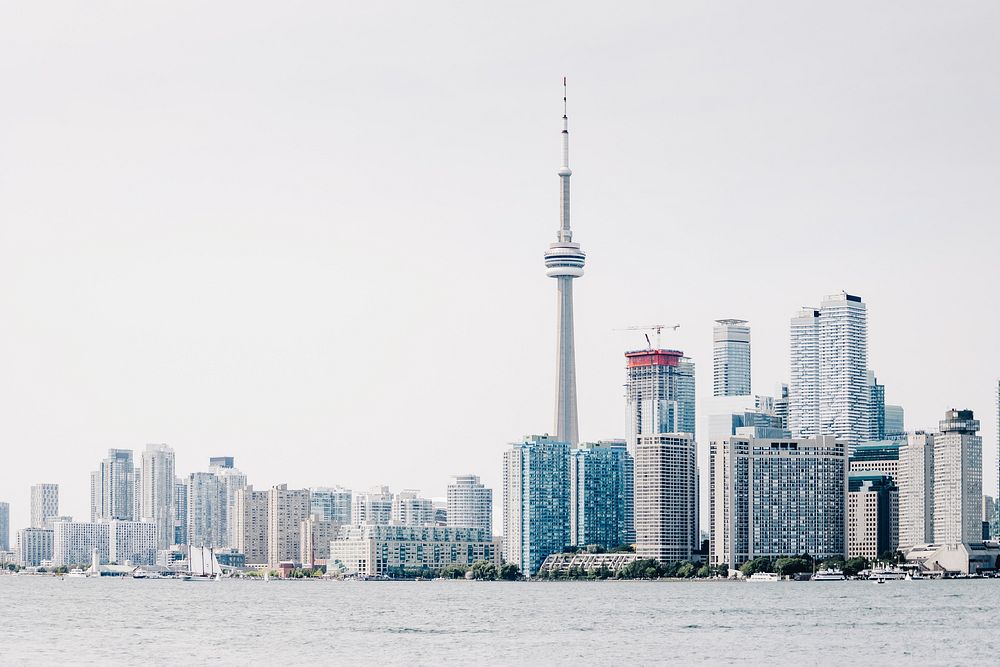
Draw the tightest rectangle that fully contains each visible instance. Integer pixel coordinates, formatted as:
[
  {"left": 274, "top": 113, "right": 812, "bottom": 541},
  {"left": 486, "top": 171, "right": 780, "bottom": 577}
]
[{"left": 544, "top": 79, "right": 585, "bottom": 445}]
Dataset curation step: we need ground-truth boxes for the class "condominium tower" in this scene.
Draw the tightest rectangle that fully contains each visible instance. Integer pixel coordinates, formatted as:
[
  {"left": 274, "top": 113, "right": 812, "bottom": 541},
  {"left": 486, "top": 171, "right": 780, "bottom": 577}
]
[
  {"left": 503, "top": 435, "right": 570, "bottom": 576},
  {"left": 711, "top": 435, "right": 848, "bottom": 567},
  {"left": 91, "top": 449, "right": 135, "bottom": 522},
  {"left": 713, "top": 319, "right": 751, "bottom": 397},
  {"left": 30, "top": 484, "right": 59, "bottom": 529},
  {"left": 898, "top": 431, "right": 935, "bottom": 547},
  {"left": 234, "top": 486, "right": 268, "bottom": 565},
  {"left": 543, "top": 80, "right": 586, "bottom": 446},
  {"left": 446, "top": 475, "right": 493, "bottom": 536},
  {"left": 187, "top": 472, "right": 225, "bottom": 548},
  {"left": 310, "top": 487, "right": 353, "bottom": 525},
  {"left": 635, "top": 433, "right": 697, "bottom": 561},
  {"left": 0, "top": 502, "right": 8, "bottom": 551},
  {"left": 353, "top": 487, "right": 393, "bottom": 526},
  {"left": 932, "top": 409, "right": 982, "bottom": 545},
  {"left": 789, "top": 292, "right": 869, "bottom": 445},
  {"left": 140, "top": 444, "right": 176, "bottom": 550},
  {"left": 391, "top": 490, "right": 434, "bottom": 526},
  {"left": 267, "top": 484, "right": 310, "bottom": 566},
  {"left": 570, "top": 441, "right": 634, "bottom": 550}
]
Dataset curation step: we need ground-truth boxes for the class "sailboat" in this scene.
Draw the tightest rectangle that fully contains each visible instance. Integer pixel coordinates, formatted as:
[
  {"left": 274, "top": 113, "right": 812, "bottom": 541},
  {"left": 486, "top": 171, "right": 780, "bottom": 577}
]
[{"left": 186, "top": 545, "right": 224, "bottom": 581}]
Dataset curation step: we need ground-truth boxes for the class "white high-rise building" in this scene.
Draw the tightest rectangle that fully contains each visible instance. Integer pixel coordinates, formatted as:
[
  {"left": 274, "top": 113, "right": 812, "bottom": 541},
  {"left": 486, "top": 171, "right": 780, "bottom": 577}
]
[
  {"left": 352, "top": 487, "right": 393, "bottom": 526},
  {"left": 789, "top": 293, "right": 869, "bottom": 446},
  {"left": 310, "top": 487, "right": 352, "bottom": 525},
  {"left": 391, "top": 490, "right": 434, "bottom": 526},
  {"left": 108, "top": 520, "right": 157, "bottom": 566},
  {"left": 140, "top": 444, "right": 175, "bottom": 550},
  {"left": 267, "top": 484, "right": 310, "bottom": 566},
  {"left": 543, "top": 79, "right": 586, "bottom": 447},
  {"left": 898, "top": 431, "right": 935, "bottom": 548},
  {"left": 235, "top": 486, "right": 268, "bottom": 565},
  {"left": 209, "top": 457, "right": 247, "bottom": 549},
  {"left": 634, "top": 433, "right": 698, "bottom": 562},
  {"left": 52, "top": 521, "right": 110, "bottom": 567},
  {"left": 932, "top": 410, "right": 982, "bottom": 545},
  {"left": 187, "top": 472, "right": 225, "bottom": 548},
  {"left": 16, "top": 527, "right": 53, "bottom": 567},
  {"left": 446, "top": 475, "right": 492, "bottom": 535},
  {"left": 710, "top": 435, "right": 848, "bottom": 567},
  {"left": 713, "top": 319, "right": 751, "bottom": 397},
  {"left": 30, "top": 484, "right": 59, "bottom": 529},
  {"left": 92, "top": 449, "right": 135, "bottom": 522},
  {"left": 174, "top": 478, "right": 188, "bottom": 545}
]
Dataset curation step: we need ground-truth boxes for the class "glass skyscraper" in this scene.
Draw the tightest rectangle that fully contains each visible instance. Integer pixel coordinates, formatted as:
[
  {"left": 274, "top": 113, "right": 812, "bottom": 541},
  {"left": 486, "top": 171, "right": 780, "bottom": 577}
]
[
  {"left": 713, "top": 319, "right": 751, "bottom": 397},
  {"left": 570, "top": 441, "right": 633, "bottom": 549},
  {"left": 789, "top": 292, "right": 869, "bottom": 446},
  {"left": 502, "top": 435, "right": 570, "bottom": 576}
]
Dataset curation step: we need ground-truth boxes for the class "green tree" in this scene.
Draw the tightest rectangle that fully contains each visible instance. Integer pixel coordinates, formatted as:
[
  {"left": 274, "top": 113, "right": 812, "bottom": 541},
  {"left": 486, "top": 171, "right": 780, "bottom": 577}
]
[
  {"left": 499, "top": 563, "right": 520, "bottom": 580},
  {"left": 470, "top": 560, "right": 498, "bottom": 581},
  {"left": 696, "top": 565, "right": 711, "bottom": 578},
  {"left": 739, "top": 557, "right": 774, "bottom": 576},
  {"left": 676, "top": 562, "right": 696, "bottom": 578},
  {"left": 843, "top": 557, "right": 869, "bottom": 577}
]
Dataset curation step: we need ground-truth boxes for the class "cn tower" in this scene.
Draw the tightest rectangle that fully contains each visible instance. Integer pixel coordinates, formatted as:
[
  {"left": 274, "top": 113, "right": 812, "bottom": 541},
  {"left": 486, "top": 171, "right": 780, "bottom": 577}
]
[{"left": 543, "top": 78, "right": 585, "bottom": 446}]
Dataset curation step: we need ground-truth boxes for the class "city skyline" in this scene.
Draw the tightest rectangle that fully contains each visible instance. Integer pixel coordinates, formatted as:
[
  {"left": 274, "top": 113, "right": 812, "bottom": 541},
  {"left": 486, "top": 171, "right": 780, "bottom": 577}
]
[{"left": 2, "top": 3, "right": 1000, "bottom": 534}]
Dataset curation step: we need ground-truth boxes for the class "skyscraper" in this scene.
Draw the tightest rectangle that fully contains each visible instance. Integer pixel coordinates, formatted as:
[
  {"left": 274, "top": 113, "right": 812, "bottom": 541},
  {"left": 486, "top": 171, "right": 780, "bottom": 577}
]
[
  {"left": 710, "top": 435, "right": 847, "bottom": 567},
  {"left": 209, "top": 457, "right": 247, "bottom": 548},
  {"left": 187, "top": 472, "right": 225, "bottom": 548},
  {"left": 570, "top": 441, "right": 634, "bottom": 550},
  {"left": 267, "top": 484, "right": 310, "bottom": 566},
  {"left": 174, "top": 478, "right": 188, "bottom": 545},
  {"left": 847, "top": 475, "right": 897, "bottom": 560},
  {"left": 503, "top": 435, "right": 570, "bottom": 576},
  {"left": 932, "top": 409, "right": 982, "bottom": 545},
  {"left": 635, "top": 434, "right": 698, "bottom": 562},
  {"left": 30, "top": 484, "right": 59, "bottom": 529},
  {"left": 446, "top": 475, "right": 492, "bottom": 536},
  {"left": 713, "top": 319, "right": 751, "bottom": 397},
  {"left": 139, "top": 444, "right": 176, "bottom": 550},
  {"left": 625, "top": 348, "right": 696, "bottom": 456},
  {"left": 0, "top": 502, "right": 8, "bottom": 551},
  {"left": 91, "top": 449, "right": 135, "bottom": 522},
  {"left": 898, "top": 431, "right": 935, "bottom": 548},
  {"left": 885, "top": 405, "right": 906, "bottom": 440},
  {"left": 543, "top": 80, "right": 586, "bottom": 446},
  {"left": 234, "top": 486, "right": 268, "bottom": 565},
  {"left": 868, "top": 371, "right": 885, "bottom": 441},
  {"left": 789, "top": 293, "right": 869, "bottom": 445}
]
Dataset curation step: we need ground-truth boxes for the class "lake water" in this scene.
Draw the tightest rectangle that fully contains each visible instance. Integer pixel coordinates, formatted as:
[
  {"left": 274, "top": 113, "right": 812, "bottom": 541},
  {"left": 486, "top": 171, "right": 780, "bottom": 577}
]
[{"left": 2, "top": 577, "right": 998, "bottom": 665}]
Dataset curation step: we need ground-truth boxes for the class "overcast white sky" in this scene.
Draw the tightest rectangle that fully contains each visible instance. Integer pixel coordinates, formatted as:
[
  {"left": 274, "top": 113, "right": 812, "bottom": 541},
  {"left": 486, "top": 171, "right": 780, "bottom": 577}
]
[{"left": 2, "top": 2, "right": 998, "bottom": 534}]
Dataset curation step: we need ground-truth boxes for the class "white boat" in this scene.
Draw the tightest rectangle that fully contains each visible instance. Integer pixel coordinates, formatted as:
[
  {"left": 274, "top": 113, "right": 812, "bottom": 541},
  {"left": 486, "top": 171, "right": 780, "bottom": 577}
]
[
  {"left": 906, "top": 571, "right": 925, "bottom": 580},
  {"left": 813, "top": 568, "right": 846, "bottom": 581},
  {"left": 66, "top": 568, "right": 88, "bottom": 578},
  {"left": 186, "top": 545, "right": 225, "bottom": 580},
  {"left": 869, "top": 568, "right": 906, "bottom": 580},
  {"left": 748, "top": 572, "right": 781, "bottom": 582}
]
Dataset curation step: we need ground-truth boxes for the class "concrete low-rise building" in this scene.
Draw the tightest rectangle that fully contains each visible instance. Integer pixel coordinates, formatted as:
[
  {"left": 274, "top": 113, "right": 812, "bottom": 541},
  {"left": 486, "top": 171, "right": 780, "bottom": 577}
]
[
  {"left": 329, "top": 525, "right": 500, "bottom": 577},
  {"left": 906, "top": 542, "right": 1000, "bottom": 576},
  {"left": 537, "top": 551, "right": 639, "bottom": 576}
]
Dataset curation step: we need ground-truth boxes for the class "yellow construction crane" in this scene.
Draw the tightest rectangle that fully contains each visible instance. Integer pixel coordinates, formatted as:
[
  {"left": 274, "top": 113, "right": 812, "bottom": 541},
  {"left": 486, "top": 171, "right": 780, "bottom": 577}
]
[{"left": 614, "top": 324, "right": 680, "bottom": 350}]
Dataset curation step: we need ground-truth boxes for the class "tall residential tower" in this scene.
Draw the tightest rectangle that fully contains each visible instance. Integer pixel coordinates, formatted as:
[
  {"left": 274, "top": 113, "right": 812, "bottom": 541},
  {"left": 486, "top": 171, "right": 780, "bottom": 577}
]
[
  {"left": 713, "top": 319, "right": 751, "bottom": 397},
  {"left": 543, "top": 79, "right": 586, "bottom": 446}
]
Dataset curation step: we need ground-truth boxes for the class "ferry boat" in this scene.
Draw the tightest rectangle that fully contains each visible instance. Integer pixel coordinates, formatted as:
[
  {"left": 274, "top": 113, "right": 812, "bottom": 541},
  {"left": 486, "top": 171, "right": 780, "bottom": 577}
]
[
  {"left": 748, "top": 572, "right": 781, "bottom": 582},
  {"left": 869, "top": 568, "right": 906, "bottom": 581},
  {"left": 812, "top": 568, "right": 846, "bottom": 581},
  {"left": 66, "top": 568, "right": 88, "bottom": 578}
]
